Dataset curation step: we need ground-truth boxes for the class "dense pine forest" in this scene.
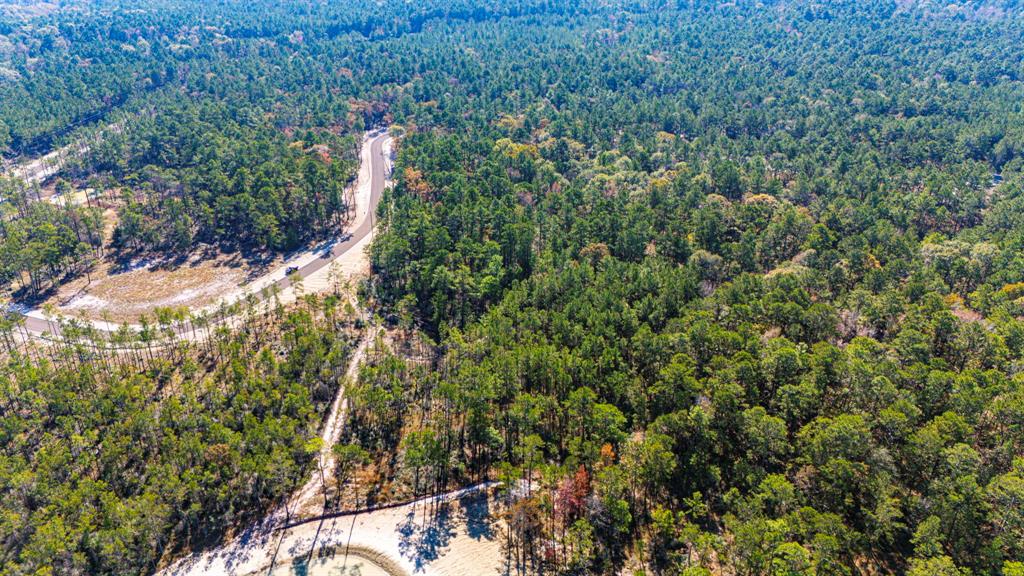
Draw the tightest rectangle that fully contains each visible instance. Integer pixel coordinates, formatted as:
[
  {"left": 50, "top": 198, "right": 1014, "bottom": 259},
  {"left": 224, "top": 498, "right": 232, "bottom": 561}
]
[{"left": 2, "top": 0, "right": 1024, "bottom": 575}]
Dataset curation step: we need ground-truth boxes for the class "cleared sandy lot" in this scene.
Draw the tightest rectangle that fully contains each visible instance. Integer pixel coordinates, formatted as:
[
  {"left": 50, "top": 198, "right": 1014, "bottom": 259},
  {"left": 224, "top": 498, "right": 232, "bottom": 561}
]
[{"left": 163, "top": 485, "right": 508, "bottom": 576}]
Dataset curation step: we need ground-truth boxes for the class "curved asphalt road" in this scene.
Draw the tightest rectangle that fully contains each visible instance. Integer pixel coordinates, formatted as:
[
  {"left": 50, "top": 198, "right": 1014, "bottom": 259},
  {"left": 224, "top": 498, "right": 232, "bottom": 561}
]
[
  {"left": 18, "top": 130, "right": 391, "bottom": 338},
  {"left": 273, "top": 130, "right": 389, "bottom": 291}
]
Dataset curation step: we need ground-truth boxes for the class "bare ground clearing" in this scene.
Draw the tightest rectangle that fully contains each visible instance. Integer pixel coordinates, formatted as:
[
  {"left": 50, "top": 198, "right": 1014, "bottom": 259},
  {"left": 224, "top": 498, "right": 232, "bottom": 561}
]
[
  {"left": 41, "top": 211, "right": 346, "bottom": 324},
  {"left": 45, "top": 244, "right": 334, "bottom": 324}
]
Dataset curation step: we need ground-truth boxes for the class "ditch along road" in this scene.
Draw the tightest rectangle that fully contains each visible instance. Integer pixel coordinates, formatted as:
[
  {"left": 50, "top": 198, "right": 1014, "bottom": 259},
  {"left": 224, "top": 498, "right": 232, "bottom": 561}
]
[{"left": 16, "top": 128, "right": 392, "bottom": 338}]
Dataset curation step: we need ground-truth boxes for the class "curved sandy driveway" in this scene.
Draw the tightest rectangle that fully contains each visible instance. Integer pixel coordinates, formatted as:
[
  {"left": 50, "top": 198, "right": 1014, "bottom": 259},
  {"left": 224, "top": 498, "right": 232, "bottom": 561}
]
[
  {"left": 161, "top": 483, "right": 505, "bottom": 576},
  {"left": 15, "top": 129, "right": 392, "bottom": 337}
]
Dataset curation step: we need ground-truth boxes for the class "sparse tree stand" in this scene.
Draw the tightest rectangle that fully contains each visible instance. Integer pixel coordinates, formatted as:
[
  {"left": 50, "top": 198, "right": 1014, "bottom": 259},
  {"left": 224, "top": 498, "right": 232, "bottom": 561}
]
[
  {"left": 0, "top": 287, "right": 362, "bottom": 574},
  {"left": 331, "top": 443, "right": 370, "bottom": 509}
]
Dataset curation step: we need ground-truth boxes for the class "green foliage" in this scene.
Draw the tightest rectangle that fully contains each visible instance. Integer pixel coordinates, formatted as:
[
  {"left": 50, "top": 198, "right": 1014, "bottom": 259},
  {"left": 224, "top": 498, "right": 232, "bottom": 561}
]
[
  {"left": 2, "top": 0, "right": 1024, "bottom": 574},
  {"left": 356, "top": 2, "right": 1024, "bottom": 572},
  {"left": 0, "top": 303, "right": 356, "bottom": 575}
]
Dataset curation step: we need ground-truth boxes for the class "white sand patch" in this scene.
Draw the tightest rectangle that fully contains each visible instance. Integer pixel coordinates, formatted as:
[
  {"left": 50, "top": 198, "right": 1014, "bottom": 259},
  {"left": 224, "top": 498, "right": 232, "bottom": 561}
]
[
  {"left": 164, "top": 280, "right": 237, "bottom": 305},
  {"left": 161, "top": 484, "right": 506, "bottom": 576},
  {"left": 120, "top": 257, "right": 159, "bottom": 273},
  {"left": 61, "top": 293, "right": 110, "bottom": 310}
]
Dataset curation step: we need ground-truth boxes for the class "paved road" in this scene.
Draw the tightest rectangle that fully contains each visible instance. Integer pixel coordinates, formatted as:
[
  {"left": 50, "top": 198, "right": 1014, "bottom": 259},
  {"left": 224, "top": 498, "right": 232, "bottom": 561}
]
[
  {"left": 18, "top": 130, "right": 391, "bottom": 337},
  {"left": 276, "top": 131, "right": 388, "bottom": 290}
]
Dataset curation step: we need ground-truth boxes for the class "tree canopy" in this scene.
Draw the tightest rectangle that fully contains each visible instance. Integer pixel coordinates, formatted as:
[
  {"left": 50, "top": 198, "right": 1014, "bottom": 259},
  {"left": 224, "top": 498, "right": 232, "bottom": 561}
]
[{"left": 2, "top": 0, "right": 1024, "bottom": 574}]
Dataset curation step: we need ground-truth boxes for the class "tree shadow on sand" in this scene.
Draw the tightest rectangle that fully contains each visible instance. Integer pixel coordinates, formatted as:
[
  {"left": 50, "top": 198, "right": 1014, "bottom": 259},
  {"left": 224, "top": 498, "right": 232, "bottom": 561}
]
[
  {"left": 396, "top": 491, "right": 502, "bottom": 573},
  {"left": 286, "top": 544, "right": 376, "bottom": 576},
  {"left": 162, "top": 509, "right": 284, "bottom": 576},
  {"left": 396, "top": 501, "right": 456, "bottom": 572},
  {"left": 460, "top": 492, "right": 496, "bottom": 541}
]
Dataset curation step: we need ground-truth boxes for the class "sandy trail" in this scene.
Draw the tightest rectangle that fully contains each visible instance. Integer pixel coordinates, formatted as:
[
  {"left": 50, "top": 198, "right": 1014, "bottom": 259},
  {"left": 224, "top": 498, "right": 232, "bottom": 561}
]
[
  {"left": 3, "top": 123, "right": 123, "bottom": 189},
  {"left": 5, "top": 142, "right": 78, "bottom": 185},
  {"left": 287, "top": 325, "right": 374, "bottom": 518},
  {"left": 158, "top": 322, "right": 508, "bottom": 576}
]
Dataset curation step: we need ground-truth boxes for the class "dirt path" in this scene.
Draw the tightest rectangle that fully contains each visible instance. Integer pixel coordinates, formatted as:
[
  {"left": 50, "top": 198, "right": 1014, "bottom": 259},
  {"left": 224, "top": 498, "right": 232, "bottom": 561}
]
[
  {"left": 288, "top": 325, "right": 375, "bottom": 518},
  {"left": 3, "top": 123, "right": 124, "bottom": 190},
  {"left": 5, "top": 141, "right": 77, "bottom": 185},
  {"left": 153, "top": 316, "right": 508, "bottom": 576},
  {"left": 156, "top": 298, "right": 507, "bottom": 576}
]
